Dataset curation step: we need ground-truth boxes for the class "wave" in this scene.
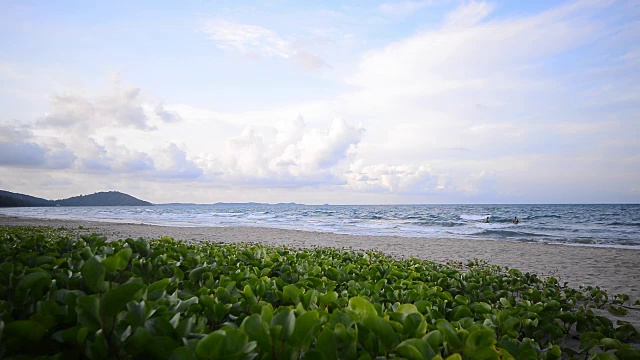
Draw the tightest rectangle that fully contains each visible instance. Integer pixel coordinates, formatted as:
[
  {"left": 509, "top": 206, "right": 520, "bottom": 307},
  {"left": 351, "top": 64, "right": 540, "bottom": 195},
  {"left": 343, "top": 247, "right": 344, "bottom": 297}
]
[
  {"left": 526, "top": 214, "right": 563, "bottom": 220},
  {"left": 2, "top": 204, "right": 639, "bottom": 250},
  {"left": 478, "top": 229, "right": 548, "bottom": 238},
  {"left": 474, "top": 223, "right": 513, "bottom": 230},
  {"left": 607, "top": 221, "right": 640, "bottom": 227},
  {"left": 210, "top": 212, "right": 243, "bottom": 217},
  {"left": 460, "top": 214, "right": 490, "bottom": 221}
]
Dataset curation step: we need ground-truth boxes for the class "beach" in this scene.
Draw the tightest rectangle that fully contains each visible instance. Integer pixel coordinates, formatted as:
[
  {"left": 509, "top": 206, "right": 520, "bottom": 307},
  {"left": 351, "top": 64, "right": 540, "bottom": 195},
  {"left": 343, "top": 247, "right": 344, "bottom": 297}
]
[{"left": 2, "top": 214, "right": 638, "bottom": 301}]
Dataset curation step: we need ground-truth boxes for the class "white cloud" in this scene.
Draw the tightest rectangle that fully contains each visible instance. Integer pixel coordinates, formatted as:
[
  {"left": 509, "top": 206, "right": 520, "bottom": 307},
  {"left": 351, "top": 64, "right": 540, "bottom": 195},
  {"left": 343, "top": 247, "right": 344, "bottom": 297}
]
[
  {"left": 443, "top": 1, "right": 493, "bottom": 28},
  {"left": 2, "top": 1, "right": 639, "bottom": 204},
  {"left": 41, "top": 80, "right": 154, "bottom": 132},
  {"left": 378, "top": 1, "right": 434, "bottom": 16},
  {"left": 346, "top": 160, "right": 438, "bottom": 193},
  {"left": 207, "top": 116, "right": 364, "bottom": 186},
  {"left": 0, "top": 124, "right": 76, "bottom": 169},
  {"left": 77, "top": 138, "right": 155, "bottom": 174},
  {"left": 202, "top": 20, "right": 327, "bottom": 70},
  {"left": 203, "top": 20, "right": 290, "bottom": 58},
  {"left": 154, "top": 143, "right": 203, "bottom": 179},
  {"left": 154, "top": 103, "right": 183, "bottom": 123}
]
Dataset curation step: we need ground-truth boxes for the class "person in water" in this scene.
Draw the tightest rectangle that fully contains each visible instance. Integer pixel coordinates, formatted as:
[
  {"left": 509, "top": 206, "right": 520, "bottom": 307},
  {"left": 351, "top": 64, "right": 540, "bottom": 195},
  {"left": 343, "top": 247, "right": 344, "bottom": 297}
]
[
  {"left": 485, "top": 217, "right": 490, "bottom": 223},
  {"left": 513, "top": 216, "right": 519, "bottom": 224}
]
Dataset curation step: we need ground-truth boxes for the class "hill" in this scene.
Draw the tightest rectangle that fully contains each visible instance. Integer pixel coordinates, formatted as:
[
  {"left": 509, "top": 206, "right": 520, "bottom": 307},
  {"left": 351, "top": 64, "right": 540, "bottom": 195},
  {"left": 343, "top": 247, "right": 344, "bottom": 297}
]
[
  {"left": 0, "top": 190, "right": 54, "bottom": 207},
  {"left": 55, "top": 191, "right": 152, "bottom": 206},
  {"left": 0, "top": 190, "right": 152, "bottom": 207}
]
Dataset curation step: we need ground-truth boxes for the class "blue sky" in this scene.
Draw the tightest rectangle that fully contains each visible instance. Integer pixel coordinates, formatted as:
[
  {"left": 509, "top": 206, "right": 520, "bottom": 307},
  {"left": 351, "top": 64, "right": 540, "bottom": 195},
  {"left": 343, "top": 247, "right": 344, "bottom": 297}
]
[{"left": 1, "top": 0, "right": 639, "bottom": 204}]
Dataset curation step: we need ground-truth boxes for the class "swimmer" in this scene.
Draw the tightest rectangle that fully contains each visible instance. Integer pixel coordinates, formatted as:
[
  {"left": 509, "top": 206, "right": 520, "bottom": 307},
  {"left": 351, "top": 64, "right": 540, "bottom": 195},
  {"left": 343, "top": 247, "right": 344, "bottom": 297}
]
[{"left": 513, "top": 216, "right": 519, "bottom": 224}]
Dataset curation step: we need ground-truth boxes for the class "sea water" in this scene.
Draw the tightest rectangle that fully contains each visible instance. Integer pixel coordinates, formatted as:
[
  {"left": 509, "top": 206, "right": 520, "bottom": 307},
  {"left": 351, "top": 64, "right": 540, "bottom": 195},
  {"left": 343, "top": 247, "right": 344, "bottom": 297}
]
[{"left": 1, "top": 204, "right": 639, "bottom": 249}]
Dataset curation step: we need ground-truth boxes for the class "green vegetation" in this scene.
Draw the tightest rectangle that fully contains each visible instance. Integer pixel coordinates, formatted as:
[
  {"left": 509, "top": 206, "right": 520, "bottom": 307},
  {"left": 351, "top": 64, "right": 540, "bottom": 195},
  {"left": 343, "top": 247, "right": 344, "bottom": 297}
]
[
  {"left": 0, "top": 190, "right": 53, "bottom": 207},
  {"left": 0, "top": 226, "right": 638, "bottom": 359},
  {"left": 54, "top": 191, "right": 152, "bottom": 207},
  {"left": 0, "top": 190, "right": 152, "bottom": 207}
]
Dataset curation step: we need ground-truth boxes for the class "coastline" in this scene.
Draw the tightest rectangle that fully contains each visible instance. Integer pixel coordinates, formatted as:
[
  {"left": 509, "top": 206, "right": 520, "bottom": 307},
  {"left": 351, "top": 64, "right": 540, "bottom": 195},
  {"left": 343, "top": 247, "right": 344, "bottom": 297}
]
[{"left": 2, "top": 214, "right": 639, "bottom": 302}]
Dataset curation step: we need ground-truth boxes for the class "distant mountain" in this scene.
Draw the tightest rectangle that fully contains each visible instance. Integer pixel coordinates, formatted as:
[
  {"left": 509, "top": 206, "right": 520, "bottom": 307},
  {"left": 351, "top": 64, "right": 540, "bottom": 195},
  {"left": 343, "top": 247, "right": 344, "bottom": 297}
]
[
  {"left": 156, "top": 202, "right": 305, "bottom": 206},
  {"left": 55, "top": 191, "right": 152, "bottom": 206},
  {"left": 0, "top": 190, "right": 53, "bottom": 207},
  {"left": 0, "top": 190, "right": 152, "bottom": 207}
]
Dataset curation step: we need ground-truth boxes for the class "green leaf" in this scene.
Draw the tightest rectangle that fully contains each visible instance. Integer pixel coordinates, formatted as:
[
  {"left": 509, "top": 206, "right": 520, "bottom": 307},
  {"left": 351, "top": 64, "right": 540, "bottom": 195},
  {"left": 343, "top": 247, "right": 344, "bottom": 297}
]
[
  {"left": 363, "top": 315, "right": 399, "bottom": 351},
  {"left": 271, "top": 309, "right": 295, "bottom": 341},
  {"left": 348, "top": 297, "right": 378, "bottom": 321},
  {"left": 403, "top": 313, "right": 427, "bottom": 337},
  {"left": 146, "top": 335, "right": 181, "bottom": 360},
  {"left": 4, "top": 320, "right": 47, "bottom": 342},
  {"left": 465, "top": 328, "right": 499, "bottom": 360},
  {"left": 126, "top": 300, "right": 155, "bottom": 326},
  {"left": 599, "top": 337, "right": 622, "bottom": 351},
  {"left": 100, "top": 282, "right": 145, "bottom": 317},
  {"left": 81, "top": 256, "right": 105, "bottom": 293},
  {"left": 170, "top": 346, "right": 196, "bottom": 360},
  {"left": 283, "top": 284, "right": 302, "bottom": 304},
  {"left": 290, "top": 310, "right": 321, "bottom": 349},
  {"left": 315, "top": 328, "right": 338, "bottom": 360},
  {"left": 52, "top": 325, "right": 89, "bottom": 346},
  {"left": 395, "top": 342, "right": 423, "bottom": 360},
  {"left": 222, "top": 328, "right": 252, "bottom": 354},
  {"left": 17, "top": 271, "right": 51, "bottom": 292},
  {"left": 188, "top": 266, "right": 208, "bottom": 282},
  {"left": 196, "top": 330, "right": 226, "bottom": 359},
  {"left": 615, "top": 348, "right": 640, "bottom": 360},
  {"left": 451, "top": 305, "right": 472, "bottom": 320},
  {"left": 396, "top": 339, "right": 436, "bottom": 360},
  {"left": 320, "top": 291, "right": 338, "bottom": 307},
  {"left": 424, "top": 330, "right": 443, "bottom": 351},
  {"left": 241, "top": 314, "right": 270, "bottom": 352},
  {"left": 77, "top": 295, "right": 102, "bottom": 330},
  {"left": 124, "top": 327, "right": 151, "bottom": 355},
  {"left": 103, "top": 248, "right": 132, "bottom": 273},
  {"left": 436, "top": 320, "right": 463, "bottom": 352}
]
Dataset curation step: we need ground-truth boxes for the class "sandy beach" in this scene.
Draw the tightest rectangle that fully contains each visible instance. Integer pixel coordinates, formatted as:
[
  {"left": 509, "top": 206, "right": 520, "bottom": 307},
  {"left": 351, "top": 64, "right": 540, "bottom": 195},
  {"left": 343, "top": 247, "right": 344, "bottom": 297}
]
[
  {"left": 3, "top": 214, "right": 640, "bottom": 333},
  {"left": 2, "top": 214, "right": 639, "bottom": 300}
]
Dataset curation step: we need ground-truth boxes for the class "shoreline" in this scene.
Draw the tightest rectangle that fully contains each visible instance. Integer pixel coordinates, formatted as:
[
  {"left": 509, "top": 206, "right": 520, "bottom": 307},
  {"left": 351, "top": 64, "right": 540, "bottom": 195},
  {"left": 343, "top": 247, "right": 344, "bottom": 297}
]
[
  {"left": 4, "top": 214, "right": 640, "bottom": 327},
  {"left": 2, "top": 215, "right": 639, "bottom": 301}
]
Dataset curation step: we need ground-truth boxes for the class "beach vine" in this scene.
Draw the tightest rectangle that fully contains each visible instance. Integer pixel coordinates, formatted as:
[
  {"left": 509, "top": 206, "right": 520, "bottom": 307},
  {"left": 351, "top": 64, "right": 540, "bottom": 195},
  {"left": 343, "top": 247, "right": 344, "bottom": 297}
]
[{"left": 0, "top": 226, "right": 638, "bottom": 359}]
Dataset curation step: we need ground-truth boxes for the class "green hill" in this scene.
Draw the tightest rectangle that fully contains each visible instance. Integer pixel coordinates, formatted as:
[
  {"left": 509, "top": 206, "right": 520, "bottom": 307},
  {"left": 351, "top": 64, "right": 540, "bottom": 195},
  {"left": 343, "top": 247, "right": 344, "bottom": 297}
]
[
  {"left": 0, "top": 190, "right": 54, "bottom": 207},
  {"left": 0, "top": 190, "right": 152, "bottom": 207},
  {"left": 55, "top": 191, "right": 152, "bottom": 206}
]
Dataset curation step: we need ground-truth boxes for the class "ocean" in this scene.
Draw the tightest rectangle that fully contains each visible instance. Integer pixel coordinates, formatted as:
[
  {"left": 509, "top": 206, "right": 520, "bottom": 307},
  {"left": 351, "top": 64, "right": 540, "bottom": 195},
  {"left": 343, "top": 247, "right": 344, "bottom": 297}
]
[{"left": 1, "top": 204, "right": 639, "bottom": 249}]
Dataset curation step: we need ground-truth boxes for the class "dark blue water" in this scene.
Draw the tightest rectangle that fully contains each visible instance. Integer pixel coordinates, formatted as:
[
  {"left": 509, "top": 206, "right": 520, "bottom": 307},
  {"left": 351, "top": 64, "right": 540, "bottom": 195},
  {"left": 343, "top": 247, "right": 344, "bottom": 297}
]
[{"left": 2, "top": 204, "right": 639, "bottom": 249}]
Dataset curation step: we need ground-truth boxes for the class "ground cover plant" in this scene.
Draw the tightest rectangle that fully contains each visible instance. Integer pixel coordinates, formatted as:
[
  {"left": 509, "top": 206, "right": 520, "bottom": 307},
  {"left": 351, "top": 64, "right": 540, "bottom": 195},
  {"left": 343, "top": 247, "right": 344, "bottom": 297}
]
[{"left": 0, "top": 226, "right": 638, "bottom": 359}]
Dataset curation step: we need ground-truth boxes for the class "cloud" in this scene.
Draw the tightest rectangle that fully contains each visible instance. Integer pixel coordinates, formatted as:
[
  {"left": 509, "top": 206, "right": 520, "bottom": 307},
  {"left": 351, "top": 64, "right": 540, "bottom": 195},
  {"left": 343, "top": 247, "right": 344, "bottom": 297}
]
[
  {"left": 378, "top": 1, "right": 434, "bottom": 16},
  {"left": 0, "top": 123, "right": 33, "bottom": 142},
  {"left": 0, "top": 123, "right": 77, "bottom": 169},
  {"left": 154, "top": 143, "right": 203, "bottom": 179},
  {"left": 154, "top": 103, "right": 183, "bottom": 123},
  {"left": 346, "top": 160, "right": 439, "bottom": 193},
  {"left": 350, "top": 1, "right": 611, "bottom": 96},
  {"left": 202, "top": 20, "right": 328, "bottom": 70},
  {"left": 0, "top": 141, "right": 76, "bottom": 169},
  {"left": 202, "top": 116, "right": 364, "bottom": 186},
  {"left": 203, "top": 20, "right": 290, "bottom": 58},
  {"left": 40, "top": 79, "right": 155, "bottom": 132},
  {"left": 443, "top": 1, "right": 493, "bottom": 28},
  {"left": 78, "top": 138, "right": 155, "bottom": 174}
]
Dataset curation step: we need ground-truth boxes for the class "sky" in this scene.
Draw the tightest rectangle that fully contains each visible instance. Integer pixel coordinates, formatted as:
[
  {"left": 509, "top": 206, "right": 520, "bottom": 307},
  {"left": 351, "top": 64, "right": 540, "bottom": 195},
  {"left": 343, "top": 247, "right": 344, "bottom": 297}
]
[{"left": 0, "top": 0, "right": 639, "bottom": 204}]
